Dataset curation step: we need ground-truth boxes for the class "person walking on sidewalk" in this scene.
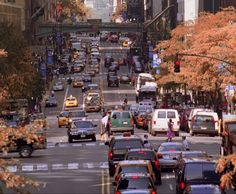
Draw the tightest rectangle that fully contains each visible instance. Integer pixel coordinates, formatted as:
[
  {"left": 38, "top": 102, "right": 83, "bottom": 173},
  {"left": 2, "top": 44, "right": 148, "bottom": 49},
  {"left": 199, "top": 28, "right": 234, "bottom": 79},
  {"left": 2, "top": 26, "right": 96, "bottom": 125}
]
[{"left": 167, "top": 119, "right": 174, "bottom": 142}]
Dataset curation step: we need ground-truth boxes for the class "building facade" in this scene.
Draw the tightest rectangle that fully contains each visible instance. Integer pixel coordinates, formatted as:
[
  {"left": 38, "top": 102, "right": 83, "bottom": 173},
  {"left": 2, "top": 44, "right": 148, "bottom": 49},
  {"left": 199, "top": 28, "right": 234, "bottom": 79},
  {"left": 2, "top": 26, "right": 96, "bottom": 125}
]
[{"left": 126, "top": 0, "right": 144, "bottom": 22}]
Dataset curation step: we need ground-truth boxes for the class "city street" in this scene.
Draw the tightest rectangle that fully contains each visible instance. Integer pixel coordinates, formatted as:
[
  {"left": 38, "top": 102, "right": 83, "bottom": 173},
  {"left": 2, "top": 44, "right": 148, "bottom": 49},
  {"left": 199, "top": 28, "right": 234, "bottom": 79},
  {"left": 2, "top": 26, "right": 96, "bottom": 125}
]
[{"left": 2, "top": 41, "right": 233, "bottom": 194}]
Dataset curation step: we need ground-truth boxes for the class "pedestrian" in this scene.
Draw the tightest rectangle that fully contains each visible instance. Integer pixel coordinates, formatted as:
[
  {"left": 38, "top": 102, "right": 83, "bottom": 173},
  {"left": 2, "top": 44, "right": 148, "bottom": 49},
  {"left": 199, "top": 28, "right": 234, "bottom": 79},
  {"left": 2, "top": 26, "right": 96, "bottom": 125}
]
[
  {"left": 167, "top": 119, "right": 174, "bottom": 142},
  {"left": 182, "top": 136, "right": 190, "bottom": 150},
  {"left": 51, "top": 90, "right": 55, "bottom": 97},
  {"left": 143, "top": 134, "right": 151, "bottom": 148},
  {"left": 101, "top": 113, "right": 111, "bottom": 139}
]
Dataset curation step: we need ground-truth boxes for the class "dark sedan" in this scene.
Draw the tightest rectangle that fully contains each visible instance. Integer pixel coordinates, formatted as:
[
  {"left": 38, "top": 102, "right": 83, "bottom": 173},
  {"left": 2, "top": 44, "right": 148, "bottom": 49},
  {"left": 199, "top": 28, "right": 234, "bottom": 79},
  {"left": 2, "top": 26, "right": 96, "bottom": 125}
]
[
  {"left": 67, "top": 120, "right": 97, "bottom": 143},
  {"left": 83, "top": 74, "right": 92, "bottom": 82},
  {"left": 108, "top": 75, "right": 119, "bottom": 87}
]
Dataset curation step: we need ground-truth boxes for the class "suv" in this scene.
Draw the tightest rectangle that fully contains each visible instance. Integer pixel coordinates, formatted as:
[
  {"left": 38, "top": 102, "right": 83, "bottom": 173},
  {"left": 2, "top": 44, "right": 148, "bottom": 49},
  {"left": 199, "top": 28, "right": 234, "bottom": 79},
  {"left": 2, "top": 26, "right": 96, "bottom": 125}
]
[
  {"left": 124, "top": 148, "right": 162, "bottom": 184},
  {"left": 109, "top": 110, "right": 134, "bottom": 135},
  {"left": 175, "top": 158, "right": 221, "bottom": 194},
  {"left": 105, "top": 134, "right": 144, "bottom": 176}
]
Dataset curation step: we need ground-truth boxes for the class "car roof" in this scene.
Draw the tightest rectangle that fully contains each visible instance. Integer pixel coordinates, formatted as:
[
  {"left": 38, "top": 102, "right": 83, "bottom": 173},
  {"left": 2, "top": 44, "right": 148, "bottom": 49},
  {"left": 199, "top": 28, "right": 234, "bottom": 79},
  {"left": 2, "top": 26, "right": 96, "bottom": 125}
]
[
  {"left": 183, "top": 157, "right": 217, "bottom": 163},
  {"left": 119, "top": 160, "right": 150, "bottom": 166},
  {"left": 112, "top": 135, "right": 142, "bottom": 141},
  {"left": 189, "top": 184, "right": 221, "bottom": 189},
  {"left": 127, "top": 148, "right": 154, "bottom": 152},
  {"left": 160, "top": 142, "right": 183, "bottom": 146},
  {"left": 121, "top": 190, "right": 150, "bottom": 194}
]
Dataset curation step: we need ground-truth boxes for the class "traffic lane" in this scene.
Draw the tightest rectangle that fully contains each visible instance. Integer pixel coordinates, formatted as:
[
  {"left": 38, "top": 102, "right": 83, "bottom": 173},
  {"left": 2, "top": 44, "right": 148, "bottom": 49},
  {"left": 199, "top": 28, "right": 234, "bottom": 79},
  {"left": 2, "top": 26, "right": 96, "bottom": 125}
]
[
  {"left": 17, "top": 169, "right": 111, "bottom": 194},
  {"left": 6, "top": 141, "right": 108, "bottom": 167},
  {"left": 43, "top": 79, "right": 68, "bottom": 116}
]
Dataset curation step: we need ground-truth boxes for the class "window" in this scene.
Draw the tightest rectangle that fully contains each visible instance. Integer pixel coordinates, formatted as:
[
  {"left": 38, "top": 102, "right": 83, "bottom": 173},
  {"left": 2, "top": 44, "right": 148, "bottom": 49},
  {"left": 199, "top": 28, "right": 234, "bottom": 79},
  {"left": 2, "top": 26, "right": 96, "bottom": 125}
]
[
  {"left": 69, "top": 111, "right": 85, "bottom": 118},
  {"left": 157, "top": 111, "right": 166, "bottom": 118},
  {"left": 227, "top": 123, "right": 236, "bottom": 134},
  {"left": 185, "top": 163, "right": 203, "bottom": 181},
  {"left": 117, "top": 177, "right": 153, "bottom": 190},
  {"left": 127, "top": 151, "right": 156, "bottom": 160},
  {"left": 167, "top": 111, "right": 176, "bottom": 118},
  {"left": 119, "top": 166, "right": 148, "bottom": 174},
  {"left": 202, "top": 163, "right": 220, "bottom": 182},
  {"left": 113, "top": 139, "right": 143, "bottom": 149},
  {"left": 72, "top": 121, "right": 93, "bottom": 128}
]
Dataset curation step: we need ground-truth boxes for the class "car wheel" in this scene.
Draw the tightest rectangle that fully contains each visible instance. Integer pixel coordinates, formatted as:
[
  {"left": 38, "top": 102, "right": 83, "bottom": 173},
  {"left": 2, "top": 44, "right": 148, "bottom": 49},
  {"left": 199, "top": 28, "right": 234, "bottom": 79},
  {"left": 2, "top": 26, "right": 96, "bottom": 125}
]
[
  {"left": 58, "top": 125, "right": 61, "bottom": 128},
  {"left": 68, "top": 136, "right": 73, "bottom": 143},
  {"left": 92, "top": 135, "right": 96, "bottom": 142},
  {"left": 131, "top": 130, "right": 134, "bottom": 135},
  {"left": 19, "top": 145, "right": 33, "bottom": 158},
  {"left": 175, "top": 131, "right": 179, "bottom": 137}
]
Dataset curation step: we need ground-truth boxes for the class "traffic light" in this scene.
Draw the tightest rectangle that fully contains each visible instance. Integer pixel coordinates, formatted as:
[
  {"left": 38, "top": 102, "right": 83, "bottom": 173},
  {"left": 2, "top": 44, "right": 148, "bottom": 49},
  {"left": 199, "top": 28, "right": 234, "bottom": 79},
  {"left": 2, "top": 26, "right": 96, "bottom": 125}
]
[{"left": 174, "top": 60, "right": 180, "bottom": 73}]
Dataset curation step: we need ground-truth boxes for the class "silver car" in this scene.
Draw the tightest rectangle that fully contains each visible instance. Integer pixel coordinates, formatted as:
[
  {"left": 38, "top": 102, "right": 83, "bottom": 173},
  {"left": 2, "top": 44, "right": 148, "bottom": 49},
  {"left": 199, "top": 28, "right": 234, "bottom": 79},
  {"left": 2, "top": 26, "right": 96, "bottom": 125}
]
[{"left": 53, "top": 81, "right": 64, "bottom": 91}]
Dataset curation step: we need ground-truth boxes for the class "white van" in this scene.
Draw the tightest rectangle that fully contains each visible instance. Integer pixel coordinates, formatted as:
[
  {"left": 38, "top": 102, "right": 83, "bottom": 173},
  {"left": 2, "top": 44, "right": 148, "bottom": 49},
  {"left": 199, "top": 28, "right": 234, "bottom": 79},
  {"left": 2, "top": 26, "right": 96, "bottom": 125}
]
[{"left": 149, "top": 109, "right": 180, "bottom": 136}]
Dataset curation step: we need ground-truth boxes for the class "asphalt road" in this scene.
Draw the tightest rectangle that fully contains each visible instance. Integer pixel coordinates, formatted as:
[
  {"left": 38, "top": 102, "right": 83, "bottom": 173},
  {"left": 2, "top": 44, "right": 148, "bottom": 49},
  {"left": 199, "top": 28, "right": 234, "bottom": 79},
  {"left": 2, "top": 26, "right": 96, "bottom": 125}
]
[{"left": 2, "top": 40, "right": 234, "bottom": 194}]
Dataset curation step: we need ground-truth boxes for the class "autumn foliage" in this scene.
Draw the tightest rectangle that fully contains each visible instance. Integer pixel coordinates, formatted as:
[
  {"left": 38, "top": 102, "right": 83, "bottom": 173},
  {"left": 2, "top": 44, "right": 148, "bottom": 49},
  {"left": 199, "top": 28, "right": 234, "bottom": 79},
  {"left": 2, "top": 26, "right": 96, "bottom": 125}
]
[{"left": 155, "top": 8, "right": 236, "bottom": 92}]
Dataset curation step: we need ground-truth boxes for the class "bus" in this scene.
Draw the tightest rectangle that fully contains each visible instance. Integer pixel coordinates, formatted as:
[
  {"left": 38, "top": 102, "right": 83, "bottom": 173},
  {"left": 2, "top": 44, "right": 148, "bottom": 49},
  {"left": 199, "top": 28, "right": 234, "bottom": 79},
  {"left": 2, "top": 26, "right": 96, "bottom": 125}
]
[{"left": 135, "top": 73, "right": 155, "bottom": 97}]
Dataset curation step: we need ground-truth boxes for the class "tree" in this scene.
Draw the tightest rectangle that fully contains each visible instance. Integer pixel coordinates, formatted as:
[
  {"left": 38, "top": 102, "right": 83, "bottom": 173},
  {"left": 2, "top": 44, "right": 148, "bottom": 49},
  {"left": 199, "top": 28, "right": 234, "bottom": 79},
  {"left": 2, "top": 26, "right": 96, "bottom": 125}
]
[
  {"left": 0, "top": 23, "right": 44, "bottom": 106},
  {"left": 59, "top": 0, "right": 90, "bottom": 23},
  {"left": 216, "top": 154, "right": 236, "bottom": 189},
  {"left": 155, "top": 8, "right": 236, "bottom": 93}
]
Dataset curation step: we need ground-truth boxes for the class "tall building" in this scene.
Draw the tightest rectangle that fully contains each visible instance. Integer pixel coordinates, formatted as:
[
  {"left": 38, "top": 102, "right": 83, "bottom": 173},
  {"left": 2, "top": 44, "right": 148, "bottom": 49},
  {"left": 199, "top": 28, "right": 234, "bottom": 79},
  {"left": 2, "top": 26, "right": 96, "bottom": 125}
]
[
  {"left": 0, "top": 0, "right": 26, "bottom": 31},
  {"left": 126, "top": 0, "right": 144, "bottom": 22},
  {"left": 84, "top": 0, "right": 113, "bottom": 22}
]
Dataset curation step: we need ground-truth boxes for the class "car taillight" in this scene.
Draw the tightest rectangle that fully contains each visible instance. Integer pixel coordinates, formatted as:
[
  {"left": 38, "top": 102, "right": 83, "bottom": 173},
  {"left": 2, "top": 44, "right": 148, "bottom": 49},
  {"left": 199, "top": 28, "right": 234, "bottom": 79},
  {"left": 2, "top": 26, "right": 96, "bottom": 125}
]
[
  {"left": 131, "top": 119, "right": 134, "bottom": 126},
  {"left": 157, "top": 153, "right": 163, "bottom": 159},
  {"left": 180, "top": 181, "right": 185, "bottom": 190},
  {"left": 109, "top": 120, "right": 112, "bottom": 126},
  {"left": 108, "top": 151, "right": 113, "bottom": 159},
  {"left": 115, "top": 192, "right": 121, "bottom": 194},
  {"left": 220, "top": 183, "right": 225, "bottom": 190},
  {"left": 153, "top": 121, "right": 156, "bottom": 125},
  {"left": 151, "top": 191, "right": 156, "bottom": 194},
  {"left": 154, "top": 160, "right": 160, "bottom": 168},
  {"left": 115, "top": 175, "right": 120, "bottom": 182},
  {"left": 38, "top": 135, "right": 45, "bottom": 142}
]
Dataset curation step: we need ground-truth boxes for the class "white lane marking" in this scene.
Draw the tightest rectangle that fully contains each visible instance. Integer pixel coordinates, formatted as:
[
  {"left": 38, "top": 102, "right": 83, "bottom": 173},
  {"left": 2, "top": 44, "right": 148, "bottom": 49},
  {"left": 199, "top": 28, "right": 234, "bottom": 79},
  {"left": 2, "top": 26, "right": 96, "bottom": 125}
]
[
  {"left": 106, "top": 169, "right": 110, "bottom": 194},
  {"left": 99, "top": 142, "right": 105, "bottom": 146},
  {"left": 169, "top": 184, "right": 173, "bottom": 190},
  {"left": 83, "top": 163, "right": 94, "bottom": 169},
  {"left": 99, "top": 162, "right": 108, "bottom": 169},
  {"left": 52, "top": 164, "right": 65, "bottom": 170},
  {"left": 68, "top": 163, "right": 79, "bottom": 170},
  {"left": 43, "top": 182, "right": 47, "bottom": 188},
  {"left": 62, "top": 85, "right": 69, "bottom": 111},
  {"left": 36, "top": 164, "right": 48, "bottom": 171},
  {"left": 162, "top": 174, "right": 175, "bottom": 179},
  {"left": 72, "top": 144, "right": 82, "bottom": 147},
  {"left": 85, "top": 143, "right": 96, "bottom": 146},
  {"left": 22, "top": 165, "right": 34, "bottom": 172},
  {"left": 7, "top": 166, "right": 17, "bottom": 172}
]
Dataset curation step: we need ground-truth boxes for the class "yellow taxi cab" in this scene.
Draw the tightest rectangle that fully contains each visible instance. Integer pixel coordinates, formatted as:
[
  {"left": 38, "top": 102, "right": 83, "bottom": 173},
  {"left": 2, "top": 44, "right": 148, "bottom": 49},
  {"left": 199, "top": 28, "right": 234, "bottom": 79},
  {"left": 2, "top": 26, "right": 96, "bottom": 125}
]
[
  {"left": 57, "top": 111, "right": 69, "bottom": 128},
  {"left": 64, "top": 95, "right": 78, "bottom": 110},
  {"left": 113, "top": 160, "right": 156, "bottom": 185},
  {"left": 122, "top": 40, "right": 129, "bottom": 47},
  {"left": 73, "top": 78, "right": 84, "bottom": 88}
]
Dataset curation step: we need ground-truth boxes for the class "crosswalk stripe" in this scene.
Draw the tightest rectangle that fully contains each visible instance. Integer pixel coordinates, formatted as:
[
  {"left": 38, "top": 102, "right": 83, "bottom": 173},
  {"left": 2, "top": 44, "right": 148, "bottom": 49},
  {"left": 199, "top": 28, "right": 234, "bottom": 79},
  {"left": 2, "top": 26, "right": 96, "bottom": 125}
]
[{"left": 22, "top": 165, "right": 34, "bottom": 172}]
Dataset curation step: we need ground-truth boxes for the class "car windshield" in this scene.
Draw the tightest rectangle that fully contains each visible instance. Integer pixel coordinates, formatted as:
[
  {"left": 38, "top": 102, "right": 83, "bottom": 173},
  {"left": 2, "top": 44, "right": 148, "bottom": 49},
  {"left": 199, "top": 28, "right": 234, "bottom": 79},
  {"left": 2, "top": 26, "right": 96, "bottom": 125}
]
[
  {"left": 113, "top": 139, "right": 143, "bottom": 149},
  {"left": 117, "top": 177, "right": 152, "bottom": 190},
  {"left": 109, "top": 76, "right": 117, "bottom": 80},
  {"left": 158, "top": 144, "right": 184, "bottom": 152},
  {"left": 182, "top": 152, "right": 208, "bottom": 158},
  {"left": 191, "top": 186, "right": 222, "bottom": 194},
  {"left": 127, "top": 151, "right": 156, "bottom": 160},
  {"left": 72, "top": 121, "right": 93, "bottom": 128},
  {"left": 69, "top": 111, "right": 85, "bottom": 118},
  {"left": 119, "top": 166, "right": 148, "bottom": 174},
  {"left": 185, "top": 163, "right": 220, "bottom": 182},
  {"left": 60, "top": 112, "right": 69, "bottom": 117}
]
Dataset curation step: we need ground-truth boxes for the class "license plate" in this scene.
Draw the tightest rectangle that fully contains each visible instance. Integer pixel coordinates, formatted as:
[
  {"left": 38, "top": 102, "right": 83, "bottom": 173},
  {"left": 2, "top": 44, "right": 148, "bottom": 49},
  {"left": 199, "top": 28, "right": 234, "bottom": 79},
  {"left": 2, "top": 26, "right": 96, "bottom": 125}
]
[
  {"left": 81, "top": 134, "right": 86, "bottom": 138},
  {"left": 201, "top": 127, "right": 207, "bottom": 130},
  {"left": 123, "top": 121, "right": 128, "bottom": 124},
  {"left": 163, "top": 155, "right": 170, "bottom": 159}
]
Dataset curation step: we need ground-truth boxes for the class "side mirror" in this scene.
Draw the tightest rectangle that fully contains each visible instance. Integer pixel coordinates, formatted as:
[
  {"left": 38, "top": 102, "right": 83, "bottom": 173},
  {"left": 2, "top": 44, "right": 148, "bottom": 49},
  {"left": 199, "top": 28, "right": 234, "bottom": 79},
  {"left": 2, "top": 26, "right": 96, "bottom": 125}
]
[{"left": 104, "top": 141, "right": 109, "bottom": 146}]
